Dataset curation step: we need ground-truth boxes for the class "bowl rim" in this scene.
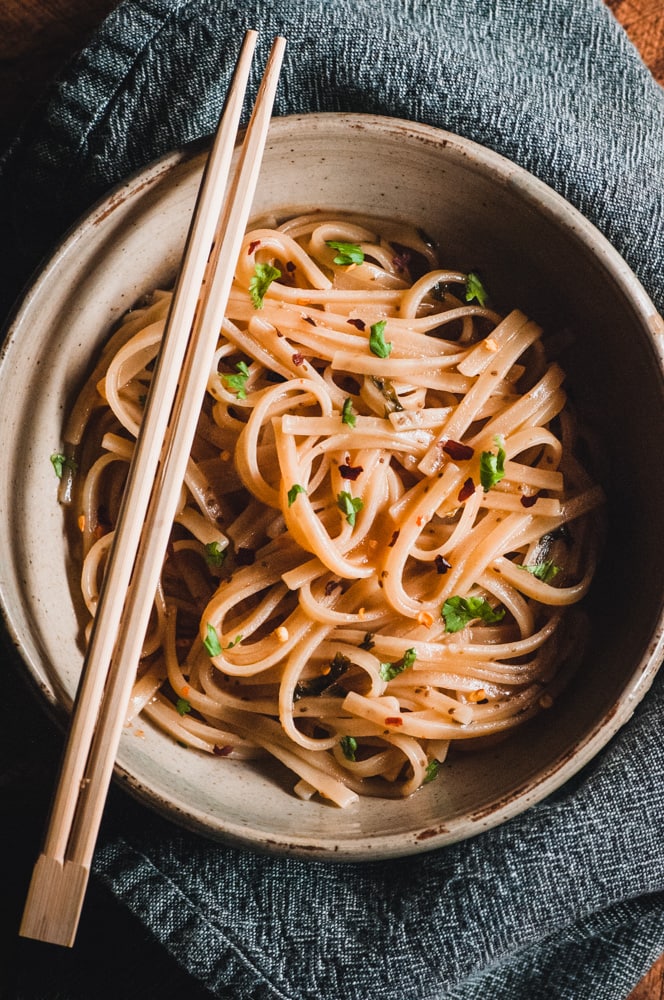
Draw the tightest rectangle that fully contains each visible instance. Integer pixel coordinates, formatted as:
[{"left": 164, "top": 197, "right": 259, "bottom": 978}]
[{"left": 2, "top": 111, "right": 664, "bottom": 860}]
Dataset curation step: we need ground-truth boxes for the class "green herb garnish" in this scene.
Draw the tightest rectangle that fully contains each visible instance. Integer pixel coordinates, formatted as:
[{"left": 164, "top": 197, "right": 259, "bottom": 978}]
[
  {"left": 340, "top": 735, "right": 358, "bottom": 761},
  {"left": 479, "top": 438, "right": 506, "bottom": 492},
  {"left": 369, "top": 320, "right": 392, "bottom": 359},
  {"left": 520, "top": 560, "right": 561, "bottom": 583},
  {"left": 370, "top": 376, "right": 403, "bottom": 413},
  {"left": 176, "top": 697, "right": 191, "bottom": 716},
  {"left": 225, "top": 635, "right": 243, "bottom": 650},
  {"left": 341, "top": 397, "right": 357, "bottom": 427},
  {"left": 287, "top": 483, "right": 307, "bottom": 506},
  {"left": 203, "top": 623, "right": 223, "bottom": 656},
  {"left": 326, "top": 241, "right": 365, "bottom": 266},
  {"left": 249, "top": 262, "right": 281, "bottom": 309},
  {"left": 205, "top": 541, "right": 227, "bottom": 568},
  {"left": 465, "top": 271, "right": 488, "bottom": 306},
  {"left": 379, "top": 647, "right": 417, "bottom": 682},
  {"left": 442, "top": 596, "right": 505, "bottom": 633},
  {"left": 50, "top": 452, "right": 77, "bottom": 479},
  {"left": 222, "top": 360, "right": 251, "bottom": 398},
  {"left": 423, "top": 759, "right": 440, "bottom": 784},
  {"left": 337, "top": 491, "right": 364, "bottom": 527}
]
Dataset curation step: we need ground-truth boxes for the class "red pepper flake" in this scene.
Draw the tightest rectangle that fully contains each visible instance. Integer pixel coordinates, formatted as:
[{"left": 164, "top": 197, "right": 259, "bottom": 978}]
[
  {"left": 443, "top": 439, "right": 475, "bottom": 461},
  {"left": 392, "top": 251, "right": 411, "bottom": 272},
  {"left": 324, "top": 580, "right": 341, "bottom": 596},
  {"left": 384, "top": 716, "right": 403, "bottom": 726},
  {"left": 339, "top": 463, "right": 363, "bottom": 480},
  {"left": 416, "top": 515, "right": 423, "bottom": 527},
  {"left": 435, "top": 554, "right": 452, "bottom": 574},
  {"left": 457, "top": 477, "right": 475, "bottom": 502},
  {"left": 286, "top": 261, "right": 296, "bottom": 273},
  {"left": 292, "top": 353, "right": 305, "bottom": 366},
  {"left": 247, "top": 239, "right": 260, "bottom": 255},
  {"left": 347, "top": 317, "right": 366, "bottom": 331},
  {"left": 236, "top": 547, "right": 256, "bottom": 566},
  {"left": 521, "top": 491, "right": 541, "bottom": 508},
  {"left": 213, "top": 745, "right": 233, "bottom": 757},
  {"left": 388, "top": 529, "right": 400, "bottom": 548}
]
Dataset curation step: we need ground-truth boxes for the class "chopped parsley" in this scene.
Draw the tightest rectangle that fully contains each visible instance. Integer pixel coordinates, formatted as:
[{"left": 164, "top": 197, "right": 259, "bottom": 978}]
[
  {"left": 340, "top": 735, "right": 358, "bottom": 761},
  {"left": 442, "top": 595, "right": 505, "bottom": 633},
  {"left": 337, "top": 491, "right": 363, "bottom": 527},
  {"left": 249, "top": 262, "right": 281, "bottom": 308},
  {"left": 225, "top": 635, "right": 243, "bottom": 650},
  {"left": 50, "top": 452, "right": 77, "bottom": 479},
  {"left": 520, "top": 559, "right": 561, "bottom": 583},
  {"left": 222, "top": 360, "right": 250, "bottom": 398},
  {"left": 326, "top": 240, "right": 365, "bottom": 266},
  {"left": 479, "top": 438, "right": 506, "bottom": 492},
  {"left": 205, "top": 541, "right": 226, "bottom": 568},
  {"left": 465, "top": 271, "right": 488, "bottom": 306},
  {"left": 380, "top": 647, "right": 417, "bottom": 682},
  {"left": 288, "top": 483, "right": 307, "bottom": 506},
  {"left": 203, "top": 623, "right": 222, "bottom": 656},
  {"left": 176, "top": 697, "right": 191, "bottom": 716},
  {"left": 369, "top": 320, "right": 392, "bottom": 359},
  {"left": 341, "top": 397, "right": 357, "bottom": 428},
  {"left": 423, "top": 759, "right": 440, "bottom": 784}
]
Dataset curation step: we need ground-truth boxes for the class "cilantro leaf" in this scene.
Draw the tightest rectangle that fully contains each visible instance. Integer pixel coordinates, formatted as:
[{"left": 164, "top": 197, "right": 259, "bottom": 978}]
[
  {"left": 465, "top": 271, "right": 488, "bottom": 306},
  {"left": 176, "top": 697, "right": 191, "bottom": 716},
  {"left": 203, "top": 623, "right": 222, "bottom": 656},
  {"left": 341, "top": 397, "right": 357, "bottom": 427},
  {"left": 380, "top": 647, "right": 417, "bottom": 682},
  {"left": 369, "top": 320, "right": 392, "bottom": 359},
  {"left": 337, "top": 491, "right": 364, "bottom": 527},
  {"left": 340, "top": 735, "right": 358, "bottom": 761},
  {"left": 326, "top": 240, "right": 365, "bottom": 266},
  {"left": 442, "top": 595, "right": 505, "bottom": 633},
  {"left": 287, "top": 483, "right": 307, "bottom": 506},
  {"left": 222, "top": 360, "right": 250, "bottom": 398},
  {"left": 50, "top": 452, "right": 77, "bottom": 479},
  {"left": 205, "top": 541, "right": 226, "bottom": 568},
  {"left": 249, "top": 263, "right": 281, "bottom": 309},
  {"left": 423, "top": 759, "right": 440, "bottom": 783},
  {"left": 479, "top": 440, "right": 506, "bottom": 492},
  {"left": 225, "top": 635, "right": 243, "bottom": 649},
  {"left": 520, "top": 560, "right": 561, "bottom": 583}
]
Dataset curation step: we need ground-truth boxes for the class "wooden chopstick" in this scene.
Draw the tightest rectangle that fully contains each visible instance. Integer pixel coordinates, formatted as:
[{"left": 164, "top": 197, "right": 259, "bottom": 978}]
[{"left": 20, "top": 30, "right": 286, "bottom": 948}]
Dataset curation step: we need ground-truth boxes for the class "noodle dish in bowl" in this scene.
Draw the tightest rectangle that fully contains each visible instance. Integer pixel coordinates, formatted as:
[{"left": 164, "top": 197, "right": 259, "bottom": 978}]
[{"left": 1, "top": 113, "right": 663, "bottom": 859}]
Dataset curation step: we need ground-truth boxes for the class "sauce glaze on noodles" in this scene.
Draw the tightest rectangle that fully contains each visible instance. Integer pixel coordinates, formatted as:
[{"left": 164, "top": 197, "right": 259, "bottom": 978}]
[{"left": 62, "top": 213, "right": 603, "bottom": 807}]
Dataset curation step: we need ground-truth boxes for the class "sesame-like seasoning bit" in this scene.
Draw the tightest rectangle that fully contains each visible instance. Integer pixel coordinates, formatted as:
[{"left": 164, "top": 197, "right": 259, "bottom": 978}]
[
  {"left": 220, "top": 449, "right": 231, "bottom": 461},
  {"left": 275, "top": 625, "right": 289, "bottom": 643},
  {"left": 484, "top": 337, "right": 499, "bottom": 352},
  {"left": 539, "top": 693, "right": 554, "bottom": 709},
  {"left": 417, "top": 611, "right": 434, "bottom": 628},
  {"left": 358, "top": 607, "right": 366, "bottom": 620},
  {"left": 467, "top": 688, "right": 487, "bottom": 703}
]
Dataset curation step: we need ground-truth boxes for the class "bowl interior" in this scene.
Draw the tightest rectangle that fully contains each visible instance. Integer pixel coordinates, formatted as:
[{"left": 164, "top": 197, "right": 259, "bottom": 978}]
[{"left": 2, "top": 114, "right": 663, "bottom": 859}]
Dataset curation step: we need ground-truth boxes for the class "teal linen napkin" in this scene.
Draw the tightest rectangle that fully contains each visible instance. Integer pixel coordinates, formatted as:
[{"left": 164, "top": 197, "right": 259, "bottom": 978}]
[{"left": 2, "top": 2, "right": 664, "bottom": 998}]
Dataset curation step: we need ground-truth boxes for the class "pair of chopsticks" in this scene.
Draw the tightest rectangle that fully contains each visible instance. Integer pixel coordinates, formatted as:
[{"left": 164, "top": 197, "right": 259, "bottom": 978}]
[{"left": 20, "top": 30, "right": 285, "bottom": 948}]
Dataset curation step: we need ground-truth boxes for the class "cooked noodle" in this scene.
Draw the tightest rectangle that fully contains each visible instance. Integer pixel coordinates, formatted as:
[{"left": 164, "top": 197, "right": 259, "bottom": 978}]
[{"left": 60, "top": 212, "right": 604, "bottom": 806}]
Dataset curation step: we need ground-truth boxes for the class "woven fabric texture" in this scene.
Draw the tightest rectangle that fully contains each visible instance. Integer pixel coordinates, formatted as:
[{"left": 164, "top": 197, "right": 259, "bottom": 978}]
[{"left": 1, "top": 1, "right": 663, "bottom": 998}]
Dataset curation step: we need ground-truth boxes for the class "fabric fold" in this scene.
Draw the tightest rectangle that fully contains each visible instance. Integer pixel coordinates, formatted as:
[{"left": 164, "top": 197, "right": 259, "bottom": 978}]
[{"left": 3, "top": 0, "right": 664, "bottom": 997}]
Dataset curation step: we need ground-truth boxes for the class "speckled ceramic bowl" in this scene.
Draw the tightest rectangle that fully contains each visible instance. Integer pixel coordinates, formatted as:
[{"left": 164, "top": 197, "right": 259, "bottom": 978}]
[{"left": 2, "top": 114, "right": 664, "bottom": 860}]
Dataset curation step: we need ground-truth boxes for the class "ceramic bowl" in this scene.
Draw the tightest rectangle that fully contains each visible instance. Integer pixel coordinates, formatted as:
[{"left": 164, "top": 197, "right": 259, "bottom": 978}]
[{"left": 2, "top": 114, "right": 664, "bottom": 860}]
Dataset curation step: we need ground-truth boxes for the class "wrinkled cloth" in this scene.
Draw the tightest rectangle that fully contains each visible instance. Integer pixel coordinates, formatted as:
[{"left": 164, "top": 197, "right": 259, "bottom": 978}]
[{"left": 2, "top": 1, "right": 664, "bottom": 998}]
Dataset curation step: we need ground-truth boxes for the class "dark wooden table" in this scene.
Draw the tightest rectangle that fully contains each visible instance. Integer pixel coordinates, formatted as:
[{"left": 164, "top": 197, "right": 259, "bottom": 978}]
[{"left": 1, "top": 1, "right": 662, "bottom": 997}]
